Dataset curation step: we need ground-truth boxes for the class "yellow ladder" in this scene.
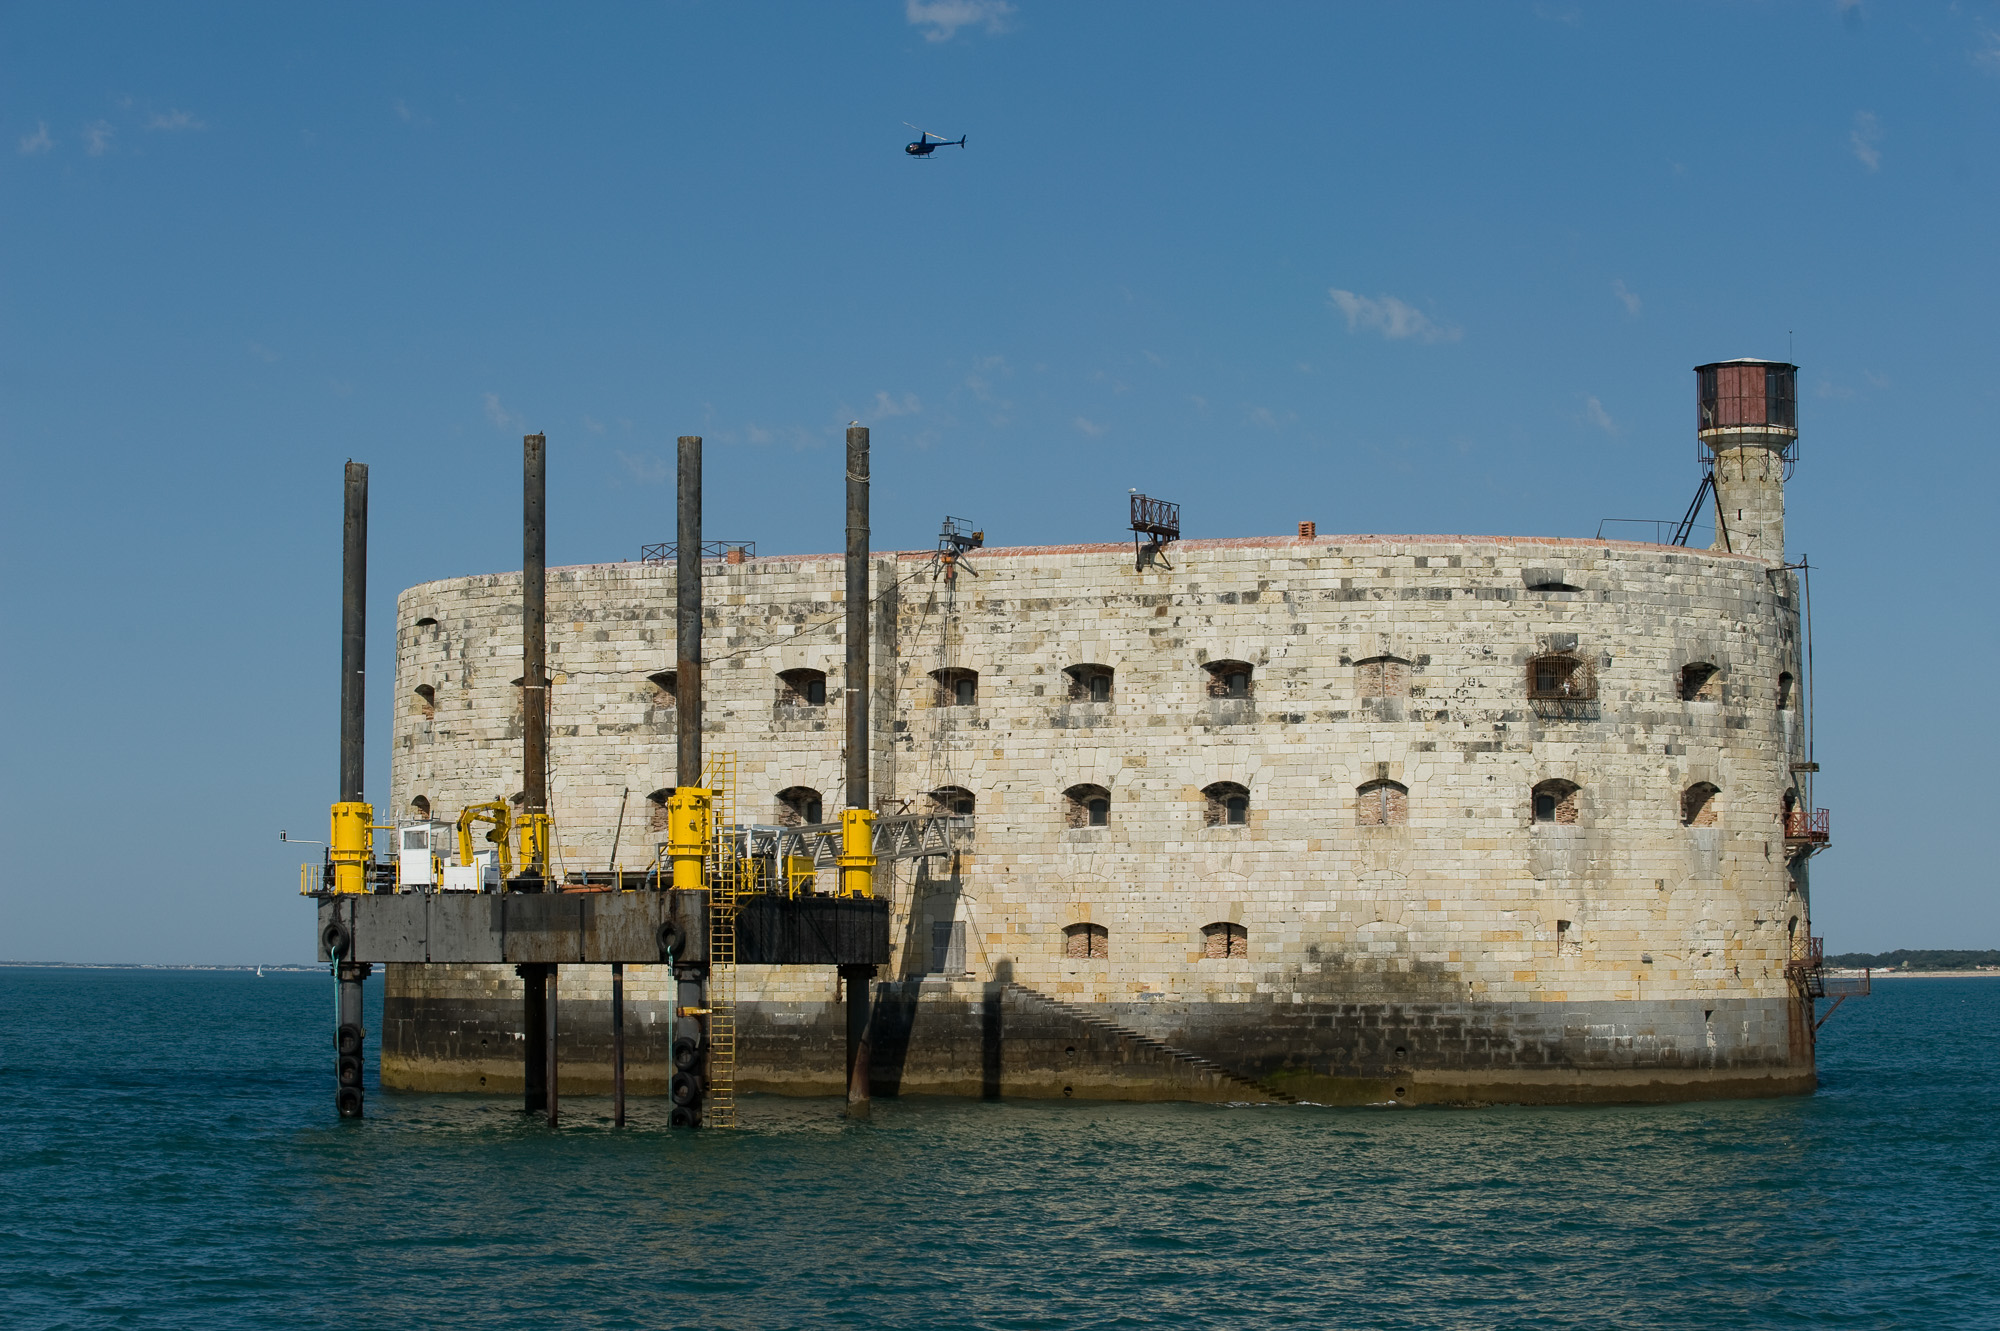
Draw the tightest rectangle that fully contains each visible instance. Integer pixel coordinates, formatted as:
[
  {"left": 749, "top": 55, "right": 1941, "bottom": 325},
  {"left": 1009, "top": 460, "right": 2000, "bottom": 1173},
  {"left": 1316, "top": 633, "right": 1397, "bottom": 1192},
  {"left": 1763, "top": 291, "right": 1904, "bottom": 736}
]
[{"left": 702, "top": 753, "right": 739, "bottom": 1128}]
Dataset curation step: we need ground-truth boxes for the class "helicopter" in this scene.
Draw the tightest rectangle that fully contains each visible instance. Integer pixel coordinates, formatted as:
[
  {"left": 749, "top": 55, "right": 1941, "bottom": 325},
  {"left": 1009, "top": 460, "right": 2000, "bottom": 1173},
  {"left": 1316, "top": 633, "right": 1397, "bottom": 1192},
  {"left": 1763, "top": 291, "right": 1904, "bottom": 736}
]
[{"left": 904, "top": 123, "right": 967, "bottom": 157}]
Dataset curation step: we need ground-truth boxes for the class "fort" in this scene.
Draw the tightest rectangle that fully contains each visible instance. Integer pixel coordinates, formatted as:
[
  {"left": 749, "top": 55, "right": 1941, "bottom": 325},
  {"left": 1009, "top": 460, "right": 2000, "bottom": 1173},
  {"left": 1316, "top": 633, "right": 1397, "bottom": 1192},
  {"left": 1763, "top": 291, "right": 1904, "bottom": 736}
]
[{"left": 370, "top": 359, "right": 1834, "bottom": 1106}]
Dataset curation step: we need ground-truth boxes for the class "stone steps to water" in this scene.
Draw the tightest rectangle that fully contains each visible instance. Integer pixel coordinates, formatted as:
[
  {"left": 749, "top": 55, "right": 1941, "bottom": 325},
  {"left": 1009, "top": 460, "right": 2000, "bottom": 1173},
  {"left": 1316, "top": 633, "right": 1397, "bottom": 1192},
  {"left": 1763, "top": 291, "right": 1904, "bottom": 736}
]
[{"left": 1002, "top": 983, "right": 1296, "bottom": 1104}]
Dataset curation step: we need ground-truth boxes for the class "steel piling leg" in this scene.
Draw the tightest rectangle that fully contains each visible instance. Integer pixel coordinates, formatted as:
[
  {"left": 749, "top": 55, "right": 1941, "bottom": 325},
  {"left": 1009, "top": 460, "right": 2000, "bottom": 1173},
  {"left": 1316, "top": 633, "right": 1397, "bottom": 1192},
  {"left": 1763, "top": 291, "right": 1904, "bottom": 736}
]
[
  {"left": 546, "top": 965, "right": 559, "bottom": 1129},
  {"left": 611, "top": 962, "right": 625, "bottom": 1128},
  {"left": 520, "top": 963, "right": 548, "bottom": 1115},
  {"left": 842, "top": 963, "right": 874, "bottom": 1119},
  {"left": 335, "top": 961, "right": 370, "bottom": 1118}
]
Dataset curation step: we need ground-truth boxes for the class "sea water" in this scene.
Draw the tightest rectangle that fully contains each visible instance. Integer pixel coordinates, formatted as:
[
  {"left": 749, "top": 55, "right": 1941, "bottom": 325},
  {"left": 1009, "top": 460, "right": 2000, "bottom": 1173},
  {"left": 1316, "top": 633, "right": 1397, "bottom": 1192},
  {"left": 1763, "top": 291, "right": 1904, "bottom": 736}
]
[{"left": 2, "top": 968, "right": 1995, "bottom": 1329}]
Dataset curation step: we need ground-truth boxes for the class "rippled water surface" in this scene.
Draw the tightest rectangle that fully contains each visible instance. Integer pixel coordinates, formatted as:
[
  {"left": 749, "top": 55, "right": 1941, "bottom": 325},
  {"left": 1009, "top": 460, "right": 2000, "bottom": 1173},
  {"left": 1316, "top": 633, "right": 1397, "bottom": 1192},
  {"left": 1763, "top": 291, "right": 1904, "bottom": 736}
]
[{"left": 3, "top": 969, "right": 1997, "bottom": 1329}]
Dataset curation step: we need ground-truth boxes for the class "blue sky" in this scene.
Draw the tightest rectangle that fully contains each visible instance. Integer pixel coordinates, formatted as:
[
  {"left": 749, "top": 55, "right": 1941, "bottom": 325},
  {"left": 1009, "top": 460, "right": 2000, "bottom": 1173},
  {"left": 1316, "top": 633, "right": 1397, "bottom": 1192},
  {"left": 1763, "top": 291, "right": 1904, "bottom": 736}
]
[{"left": 3, "top": 1, "right": 1995, "bottom": 962}]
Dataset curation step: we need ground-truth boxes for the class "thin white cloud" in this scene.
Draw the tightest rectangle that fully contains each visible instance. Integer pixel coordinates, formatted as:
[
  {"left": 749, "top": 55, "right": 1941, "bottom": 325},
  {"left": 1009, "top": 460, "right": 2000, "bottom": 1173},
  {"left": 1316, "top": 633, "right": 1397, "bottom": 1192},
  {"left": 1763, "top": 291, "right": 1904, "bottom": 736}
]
[
  {"left": 1247, "top": 406, "right": 1296, "bottom": 430},
  {"left": 616, "top": 450, "right": 669, "bottom": 484},
  {"left": 1583, "top": 396, "right": 1619, "bottom": 436},
  {"left": 391, "top": 98, "right": 434, "bottom": 128},
  {"left": 1851, "top": 111, "right": 1883, "bottom": 171},
  {"left": 1612, "top": 279, "right": 1641, "bottom": 316},
  {"left": 906, "top": 0, "right": 1015, "bottom": 42},
  {"left": 1073, "top": 417, "right": 1107, "bottom": 438},
  {"left": 1327, "top": 289, "right": 1461, "bottom": 343},
  {"left": 146, "top": 109, "right": 205, "bottom": 132},
  {"left": 18, "top": 121, "right": 52, "bottom": 155},
  {"left": 1975, "top": 28, "right": 2000, "bottom": 73},
  {"left": 582, "top": 414, "right": 606, "bottom": 435},
  {"left": 482, "top": 393, "right": 526, "bottom": 432},
  {"left": 82, "top": 120, "right": 114, "bottom": 156},
  {"left": 247, "top": 342, "right": 280, "bottom": 364},
  {"left": 868, "top": 391, "right": 921, "bottom": 419}
]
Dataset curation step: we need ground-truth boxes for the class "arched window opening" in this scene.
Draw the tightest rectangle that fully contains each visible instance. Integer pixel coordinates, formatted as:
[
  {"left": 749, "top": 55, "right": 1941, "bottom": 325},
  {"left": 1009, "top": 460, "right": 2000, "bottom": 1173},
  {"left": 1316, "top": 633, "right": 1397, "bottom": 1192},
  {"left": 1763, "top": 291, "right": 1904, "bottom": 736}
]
[
  {"left": 409, "top": 795, "right": 432, "bottom": 820},
  {"left": 930, "top": 667, "right": 978, "bottom": 707},
  {"left": 1065, "top": 664, "right": 1115, "bottom": 703},
  {"left": 1777, "top": 672, "right": 1796, "bottom": 710},
  {"left": 414, "top": 683, "right": 436, "bottom": 716},
  {"left": 414, "top": 616, "right": 438, "bottom": 628},
  {"left": 1355, "top": 655, "right": 1412, "bottom": 700},
  {"left": 1781, "top": 787, "right": 1798, "bottom": 826},
  {"left": 1532, "top": 779, "right": 1580, "bottom": 825},
  {"left": 1556, "top": 919, "right": 1581, "bottom": 957},
  {"left": 778, "top": 668, "right": 827, "bottom": 707},
  {"left": 777, "top": 786, "right": 824, "bottom": 828},
  {"left": 1201, "top": 922, "right": 1249, "bottom": 959},
  {"left": 1356, "top": 779, "right": 1409, "bottom": 827},
  {"left": 1680, "top": 662, "right": 1721, "bottom": 702},
  {"left": 1062, "top": 922, "right": 1109, "bottom": 960},
  {"left": 1202, "top": 781, "right": 1250, "bottom": 827},
  {"left": 1205, "top": 659, "right": 1254, "bottom": 700},
  {"left": 1064, "top": 783, "right": 1111, "bottom": 829},
  {"left": 1682, "top": 782, "right": 1721, "bottom": 827},
  {"left": 647, "top": 787, "right": 674, "bottom": 833},
  {"left": 928, "top": 786, "right": 975, "bottom": 816},
  {"left": 1526, "top": 653, "right": 1595, "bottom": 701},
  {"left": 647, "top": 670, "right": 677, "bottom": 706}
]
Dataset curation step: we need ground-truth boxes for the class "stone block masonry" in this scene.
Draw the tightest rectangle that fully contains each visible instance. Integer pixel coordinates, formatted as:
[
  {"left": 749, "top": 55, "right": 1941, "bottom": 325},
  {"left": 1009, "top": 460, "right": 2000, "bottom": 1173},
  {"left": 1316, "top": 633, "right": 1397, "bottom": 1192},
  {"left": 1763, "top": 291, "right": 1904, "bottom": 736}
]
[{"left": 386, "top": 531, "right": 1816, "bottom": 1104}]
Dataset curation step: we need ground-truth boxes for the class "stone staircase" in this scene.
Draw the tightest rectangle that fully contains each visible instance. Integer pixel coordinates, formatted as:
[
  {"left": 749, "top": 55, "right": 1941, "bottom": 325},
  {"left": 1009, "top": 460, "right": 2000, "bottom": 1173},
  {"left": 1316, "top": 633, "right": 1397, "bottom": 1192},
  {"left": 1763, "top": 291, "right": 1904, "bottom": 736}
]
[{"left": 1003, "top": 982, "right": 1296, "bottom": 1104}]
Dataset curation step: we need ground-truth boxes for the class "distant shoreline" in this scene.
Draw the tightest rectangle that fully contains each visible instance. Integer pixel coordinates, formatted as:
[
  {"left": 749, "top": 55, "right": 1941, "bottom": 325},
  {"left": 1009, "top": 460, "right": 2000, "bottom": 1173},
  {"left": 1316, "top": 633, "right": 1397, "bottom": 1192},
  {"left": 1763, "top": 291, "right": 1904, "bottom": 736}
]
[
  {"left": 0, "top": 962, "right": 320, "bottom": 973},
  {"left": 1827, "top": 970, "right": 2000, "bottom": 980}
]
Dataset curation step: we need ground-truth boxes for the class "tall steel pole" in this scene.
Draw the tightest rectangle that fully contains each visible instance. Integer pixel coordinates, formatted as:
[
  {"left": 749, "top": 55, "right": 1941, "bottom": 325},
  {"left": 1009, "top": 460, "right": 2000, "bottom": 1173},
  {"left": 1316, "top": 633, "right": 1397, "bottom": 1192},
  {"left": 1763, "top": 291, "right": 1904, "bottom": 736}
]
[
  {"left": 339, "top": 461, "right": 368, "bottom": 804},
  {"left": 844, "top": 426, "right": 869, "bottom": 814},
  {"left": 520, "top": 433, "right": 556, "bottom": 1120},
  {"left": 335, "top": 461, "right": 371, "bottom": 1118},
  {"left": 841, "top": 425, "right": 874, "bottom": 1117},
  {"left": 523, "top": 433, "right": 548, "bottom": 860},
  {"left": 671, "top": 435, "right": 709, "bottom": 1127},
  {"left": 676, "top": 436, "right": 702, "bottom": 786}
]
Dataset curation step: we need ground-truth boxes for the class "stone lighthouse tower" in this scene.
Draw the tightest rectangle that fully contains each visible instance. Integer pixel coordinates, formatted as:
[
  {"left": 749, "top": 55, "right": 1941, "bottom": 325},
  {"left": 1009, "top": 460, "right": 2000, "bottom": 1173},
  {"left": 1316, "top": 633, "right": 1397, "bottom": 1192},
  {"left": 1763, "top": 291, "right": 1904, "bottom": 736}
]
[{"left": 1696, "top": 359, "right": 1797, "bottom": 560}]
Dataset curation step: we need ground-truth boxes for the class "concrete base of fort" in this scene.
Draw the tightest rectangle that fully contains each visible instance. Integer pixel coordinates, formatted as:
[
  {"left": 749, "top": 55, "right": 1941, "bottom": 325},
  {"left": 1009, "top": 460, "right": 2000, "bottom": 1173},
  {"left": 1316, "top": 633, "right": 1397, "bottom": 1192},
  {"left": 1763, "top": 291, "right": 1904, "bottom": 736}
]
[{"left": 381, "top": 973, "right": 1815, "bottom": 1107}]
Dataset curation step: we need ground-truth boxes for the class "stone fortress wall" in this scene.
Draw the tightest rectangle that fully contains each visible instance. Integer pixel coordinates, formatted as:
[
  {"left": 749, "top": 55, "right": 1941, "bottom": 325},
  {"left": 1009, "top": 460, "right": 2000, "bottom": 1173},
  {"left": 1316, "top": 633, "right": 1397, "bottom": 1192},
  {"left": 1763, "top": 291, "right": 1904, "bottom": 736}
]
[{"left": 384, "top": 526, "right": 1816, "bottom": 1105}]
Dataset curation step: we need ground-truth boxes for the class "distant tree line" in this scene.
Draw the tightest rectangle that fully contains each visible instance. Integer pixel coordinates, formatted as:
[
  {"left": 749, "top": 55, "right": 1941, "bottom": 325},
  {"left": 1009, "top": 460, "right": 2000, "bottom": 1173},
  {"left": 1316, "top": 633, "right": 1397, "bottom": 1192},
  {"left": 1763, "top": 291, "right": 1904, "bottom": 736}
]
[{"left": 1824, "top": 949, "right": 2000, "bottom": 970}]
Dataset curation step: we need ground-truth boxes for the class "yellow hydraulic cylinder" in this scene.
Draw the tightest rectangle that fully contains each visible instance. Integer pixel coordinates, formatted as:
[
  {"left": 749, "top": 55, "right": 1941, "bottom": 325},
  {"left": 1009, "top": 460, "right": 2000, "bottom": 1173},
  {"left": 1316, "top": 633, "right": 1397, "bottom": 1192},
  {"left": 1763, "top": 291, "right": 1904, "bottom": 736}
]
[
  {"left": 837, "top": 807, "right": 876, "bottom": 899},
  {"left": 329, "top": 801, "right": 374, "bottom": 895},
  {"left": 667, "top": 788, "right": 712, "bottom": 891},
  {"left": 518, "top": 812, "right": 554, "bottom": 877}
]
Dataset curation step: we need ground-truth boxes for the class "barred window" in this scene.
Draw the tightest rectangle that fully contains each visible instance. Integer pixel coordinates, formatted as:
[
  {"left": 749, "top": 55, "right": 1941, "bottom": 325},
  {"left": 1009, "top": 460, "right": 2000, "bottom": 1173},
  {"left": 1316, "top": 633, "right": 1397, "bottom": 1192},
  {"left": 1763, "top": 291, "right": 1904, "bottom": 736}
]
[
  {"left": 1526, "top": 654, "right": 1594, "bottom": 701},
  {"left": 1201, "top": 922, "right": 1248, "bottom": 959},
  {"left": 1356, "top": 779, "right": 1409, "bottom": 827},
  {"left": 1063, "top": 922, "right": 1109, "bottom": 960},
  {"left": 1202, "top": 781, "right": 1250, "bottom": 827}
]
